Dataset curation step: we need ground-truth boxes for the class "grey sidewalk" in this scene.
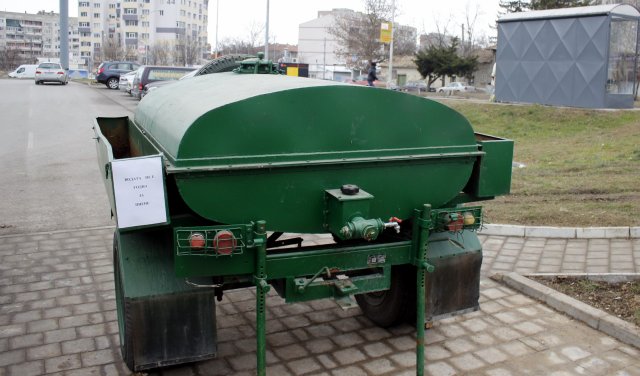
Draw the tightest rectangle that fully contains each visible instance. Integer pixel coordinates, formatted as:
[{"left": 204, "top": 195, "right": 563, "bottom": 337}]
[{"left": 0, "top": 228, "right": 639, "bottom": 376}]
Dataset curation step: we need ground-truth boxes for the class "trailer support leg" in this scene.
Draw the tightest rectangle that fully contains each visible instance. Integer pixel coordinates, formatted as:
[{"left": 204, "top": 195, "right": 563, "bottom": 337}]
[
  {"left": 254, "top": 220, "right": 269, "bottom": 376},
  {"left": 414, "top": 205, "right": 434, "bottom": 376}
]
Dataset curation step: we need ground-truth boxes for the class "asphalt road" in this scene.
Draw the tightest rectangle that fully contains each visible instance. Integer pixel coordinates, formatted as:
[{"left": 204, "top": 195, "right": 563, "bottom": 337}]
[{"left": 0, "top": 78, "right": 139, "bottom": 235}]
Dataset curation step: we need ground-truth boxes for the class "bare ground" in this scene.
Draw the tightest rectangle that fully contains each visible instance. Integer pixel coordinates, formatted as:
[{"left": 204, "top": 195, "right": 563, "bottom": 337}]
[{"left": 532, "top": 276, "right": 640, "bottom": 327}]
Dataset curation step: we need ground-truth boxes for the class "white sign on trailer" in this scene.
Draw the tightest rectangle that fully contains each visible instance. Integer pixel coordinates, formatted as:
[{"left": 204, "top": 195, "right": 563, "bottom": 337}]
[{"left": 111, "top": 156, "right": 168, "bottom": 229}]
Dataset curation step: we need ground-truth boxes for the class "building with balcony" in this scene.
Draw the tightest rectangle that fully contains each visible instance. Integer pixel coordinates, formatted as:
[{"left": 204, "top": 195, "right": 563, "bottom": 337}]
[
  {"left": 0, "top": 10, "right": 80, "bottom": 69},
  {"left": 78, "top": 0, "right": 209, "bottom": 71}
]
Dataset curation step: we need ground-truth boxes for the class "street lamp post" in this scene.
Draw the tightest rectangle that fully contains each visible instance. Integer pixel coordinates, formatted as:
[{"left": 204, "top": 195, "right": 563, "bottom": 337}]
[
  {"left": 264, "top": 0, "right": 269, "bottom": 60},
  {"left": 215, "top": 0, "right": 219, "bottom": 57}
]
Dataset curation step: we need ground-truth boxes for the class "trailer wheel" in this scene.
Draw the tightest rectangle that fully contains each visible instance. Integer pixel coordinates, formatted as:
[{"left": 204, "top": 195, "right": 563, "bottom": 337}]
[
  {"left": 355, "top": 265, "right": 415, "bottom": 327},
  {"left": 113, "top": 235, "right": 135, "bottom": 371}
]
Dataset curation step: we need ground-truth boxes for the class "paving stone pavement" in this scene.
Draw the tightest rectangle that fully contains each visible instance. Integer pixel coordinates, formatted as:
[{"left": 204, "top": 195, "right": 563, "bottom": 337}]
[{"left": 0, "top": 228, "right": 639, "bottom": 376}]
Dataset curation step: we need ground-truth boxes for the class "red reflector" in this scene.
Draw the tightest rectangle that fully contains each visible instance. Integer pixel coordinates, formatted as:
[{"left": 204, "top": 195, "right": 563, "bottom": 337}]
[
  {"left": 189, "top": 233, "right": 206, "bottom": 249},
  {"left": 446, "top": 212, "right": 465, "bottom": 232},
  {"left": 213, "top": 231, "right": 236, "bottom": 255}
]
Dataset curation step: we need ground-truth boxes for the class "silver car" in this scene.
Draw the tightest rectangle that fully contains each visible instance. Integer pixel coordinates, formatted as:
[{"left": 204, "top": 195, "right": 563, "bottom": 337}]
[
  {"left": 35, "top": 62, "right": 68, "bottom": 85},
  {"left": 119, "top": 71, "right": 137, "bottom": 95}
]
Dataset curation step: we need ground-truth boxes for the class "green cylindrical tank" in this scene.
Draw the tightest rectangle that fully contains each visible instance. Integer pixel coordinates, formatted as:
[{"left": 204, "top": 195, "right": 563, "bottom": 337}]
[{"left": 134, "top": 73, "right": 481, "bottom": 233}]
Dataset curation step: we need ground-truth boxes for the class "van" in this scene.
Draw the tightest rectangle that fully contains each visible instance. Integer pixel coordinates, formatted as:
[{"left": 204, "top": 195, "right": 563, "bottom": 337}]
[
  {"left": 131, "top": 66, "right": 196, "bottom": 99},
  {"left": 9, "top": 64, "right": 38, "bottom": 79}
]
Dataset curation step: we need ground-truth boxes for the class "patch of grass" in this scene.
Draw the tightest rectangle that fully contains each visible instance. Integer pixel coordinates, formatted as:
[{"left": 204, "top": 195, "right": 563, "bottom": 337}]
[{"left": 442, "top": 101, "right": 640, "bottom": 226}]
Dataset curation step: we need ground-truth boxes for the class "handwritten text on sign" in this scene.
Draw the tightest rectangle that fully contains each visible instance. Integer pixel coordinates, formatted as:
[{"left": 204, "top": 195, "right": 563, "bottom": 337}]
[{"left": 111, "top": 156, "right": 167, "bottom": 229}]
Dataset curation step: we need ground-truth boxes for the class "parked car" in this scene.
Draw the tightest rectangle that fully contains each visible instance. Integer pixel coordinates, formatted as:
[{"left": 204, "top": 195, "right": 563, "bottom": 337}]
[
  {"left": 118, "top": 71, "right": 137, "bottom": 95},
  {"left": 34, "top": 62, "right": 68, "bottom": 85},
  {"left": 9, "top": 64, "right": 38, "bottom": 78},
  {"left": 95, "top": 61, "right": 140, "bottom": 90},
  {"left": 402, "top": 81, "right": 429, "bottom": 93},
  {"left": 436, "top": 82, "right": 476, "bottom": 93},
  {"left": 131, "top": 66, "right": 196, "bottom": 99},
  {"left": 142, "top": 69, "right": 198, "bottom": 97}
]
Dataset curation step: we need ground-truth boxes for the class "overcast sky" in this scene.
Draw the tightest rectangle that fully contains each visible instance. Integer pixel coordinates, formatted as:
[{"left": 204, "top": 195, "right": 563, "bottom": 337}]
[{"left": 0, "top": 0, "right": 502, "bottom": 48}]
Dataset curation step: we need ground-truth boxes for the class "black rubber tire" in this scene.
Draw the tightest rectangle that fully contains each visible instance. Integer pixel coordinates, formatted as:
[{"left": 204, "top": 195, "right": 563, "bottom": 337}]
[
  {"left": 355, "top": 265, "right": 416, "bottom": 327},
  {"left": 113, "top": 235, "right": 135, "bottom": 371},
  {"left": 194, "top": 54, "right": 254, "bottom": 76},
  {"left": 106, "top": 77, "right": 119, "bottom": 89}
]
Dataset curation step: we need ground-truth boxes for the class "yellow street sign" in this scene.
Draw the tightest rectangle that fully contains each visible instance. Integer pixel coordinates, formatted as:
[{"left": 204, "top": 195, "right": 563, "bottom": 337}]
[{"left": 380, "top": 21, "right": 393, "bottom": 44}]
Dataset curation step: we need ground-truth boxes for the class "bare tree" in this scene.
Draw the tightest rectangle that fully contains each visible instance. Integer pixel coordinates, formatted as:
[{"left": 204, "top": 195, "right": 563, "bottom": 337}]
[
  {"left": 247, "top": 21, "right": 265, "bottom": 51},
  {"left": 0, "top": 46, "right": 25, "bottom": 70},
  {"left": 461, "top": 2, "right": 481, "bottom": 57},
  {"left": 102, "top": 36, "right": 124, "bottom": 62},
  {"left": 149, "top": 41, "right": 171, "bottom": 65},
  {"left": 329, "top": 0, "right": 395, "bottom": 70}
]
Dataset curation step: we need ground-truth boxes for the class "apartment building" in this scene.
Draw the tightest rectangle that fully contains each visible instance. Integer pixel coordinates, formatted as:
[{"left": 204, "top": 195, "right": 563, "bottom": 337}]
[
  {"left": 78, "top": 0, "right": 209, "bottom": 70},
  {"left": 0, "top": 10, "right": 80, "bottom": 68}
]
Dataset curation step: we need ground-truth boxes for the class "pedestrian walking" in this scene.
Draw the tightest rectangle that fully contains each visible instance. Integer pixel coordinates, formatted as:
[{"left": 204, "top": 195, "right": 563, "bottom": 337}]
[{"left": 367, "top": 62, "right": 378, "bottom": 87}]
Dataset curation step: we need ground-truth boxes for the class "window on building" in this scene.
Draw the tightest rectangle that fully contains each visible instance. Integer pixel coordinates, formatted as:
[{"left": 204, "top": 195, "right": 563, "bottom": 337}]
[
  {"left": 93, "top": 23, "right": 100, "bottom": 28},
  {"left": 94, "top": 42, "right": 101, "bottom": 47},
  {"left": 80, "top": 12, "right": 88, "bottom": 17},
  {"left": 141, "top": 33, "right": 149, "bottom": 39},
  {"left": 109, "top": 4, "right": 116, "bottom": 8},
  {"left": 142, "top": 9, "right": 149, "bottom": 15},
  {"left": 126, "top": 32, "right": 137, "bottom": 38},
  {"left": 81, "top": 41, "right": 91, "bottom": 46},
  {"left": 180, "top": 10, "right": 185, "bottom": 16},
  {"left": 159, "top": 10, "right": 164, "bottom": 16},
  {"left": 94, "top": 13, "right": 100, "bottom": 18},
  {"left": 142, "top": 21, "right": 149, "bottom": 27},
  {"left": 79, "top": 22, "right": 90, "bottom": 27},
  {"left": 125, "top": 20, "right": 138, "bottom": 26},
  {"left": 79, "top": 2, "right": 89, "bottom": 6},
  {"left": 124, "top": 8, "right": 137, "bottom": 14},
  {"left": 93, "top": 33, "right": 100, "bottom": 37},
  {"left": 93, "top": 3, "right": 100, "bottom": 7}
]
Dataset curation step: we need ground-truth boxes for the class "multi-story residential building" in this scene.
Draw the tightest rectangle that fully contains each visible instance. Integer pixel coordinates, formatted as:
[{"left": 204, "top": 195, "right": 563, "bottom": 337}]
[
  {"left": 0, "top": 10, "right": 80, "bottom": 69},
  {"left": 78, "top": 0, "right": 209, "bottom": 71}
]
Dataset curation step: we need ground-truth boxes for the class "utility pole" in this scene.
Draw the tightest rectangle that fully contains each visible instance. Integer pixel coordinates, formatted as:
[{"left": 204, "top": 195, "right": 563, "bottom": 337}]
[
  {"left": 59, "top": 0, "right": 69, "bottom": 69},
  {"left": 323, "top": 37, "right": 326, "bottom": 80},
  {"left": 215, "top": 0, "right": 219, "bottom": 57},
  {"left": 387, "top": 0, "right": 395, "bottom": 86},
  {"left": 264, "top": 0, "right": 269, "bottom": 60}
]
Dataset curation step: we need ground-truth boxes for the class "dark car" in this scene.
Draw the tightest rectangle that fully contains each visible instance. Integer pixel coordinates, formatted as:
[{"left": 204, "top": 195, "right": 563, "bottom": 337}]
[
  {"left": 95, "top": 61, "right": 140, "bottom": 89},
  {"left": 142, "top": 69, "right": 197, "bottom": 98},
  {"left": 131, "top": 66, "right": 197, "bottom": 99}
]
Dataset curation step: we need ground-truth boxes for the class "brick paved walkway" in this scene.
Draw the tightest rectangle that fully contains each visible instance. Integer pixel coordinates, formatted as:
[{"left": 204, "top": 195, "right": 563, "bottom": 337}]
[{"left": 0, "top": 228, "right": 639, "bottom": 375}]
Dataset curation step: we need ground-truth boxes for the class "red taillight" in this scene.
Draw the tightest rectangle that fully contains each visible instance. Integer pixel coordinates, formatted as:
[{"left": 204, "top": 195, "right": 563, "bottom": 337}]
[
  {"left": 57, "top": 71, "right": 64, "bottom": 75},
  {"left": 97, "top": 67, "right": 104, "bottom": 74},
  {"left": 139, "top": 83, "right": 143, "bottom": 90},
  {"left": 213, "top": 231, "right": 236, "bottom": 255},
  {"left": 35, "top": 71, "right": 42, "bottom": 74},
  {"left": 189, "top": 233, "right": 206, "bottom": 249}
]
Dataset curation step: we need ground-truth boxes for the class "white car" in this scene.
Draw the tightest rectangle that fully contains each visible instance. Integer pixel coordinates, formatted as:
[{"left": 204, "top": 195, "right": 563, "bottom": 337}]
[
  {"left": 34, "top": 62, "right": 68, "bottom": 85},
  {"left": 436, "top": 82, "right": 475, "bottom": 93},
  {"left": 119, "top": 71, "right": 137, "bottom": 95}
]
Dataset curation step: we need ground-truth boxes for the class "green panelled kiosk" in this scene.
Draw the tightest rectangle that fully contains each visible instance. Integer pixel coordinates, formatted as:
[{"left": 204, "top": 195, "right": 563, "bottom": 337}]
[{"left": 94, "top": 56, "right": 513, "bottom": 375}]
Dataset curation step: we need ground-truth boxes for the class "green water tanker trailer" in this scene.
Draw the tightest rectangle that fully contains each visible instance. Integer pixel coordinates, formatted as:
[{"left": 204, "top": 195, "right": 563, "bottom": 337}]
[{"left": 93, "top": 56, "right": 513, "bottom": 375}]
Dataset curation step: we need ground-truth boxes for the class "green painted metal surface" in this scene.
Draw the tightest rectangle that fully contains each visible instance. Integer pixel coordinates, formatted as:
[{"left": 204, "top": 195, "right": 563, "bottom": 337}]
[{"left": 132, "top": 73, "right": 481, "bottom": 233}]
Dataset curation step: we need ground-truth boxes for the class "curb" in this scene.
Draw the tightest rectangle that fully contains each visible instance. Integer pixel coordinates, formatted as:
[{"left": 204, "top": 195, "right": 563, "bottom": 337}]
[
  {"left": 491, "top": 272, "right": 640, "bottom": 349},
  {"left": 479, "top": 224, "right": 640, "bottom": 239}
]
